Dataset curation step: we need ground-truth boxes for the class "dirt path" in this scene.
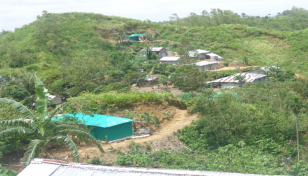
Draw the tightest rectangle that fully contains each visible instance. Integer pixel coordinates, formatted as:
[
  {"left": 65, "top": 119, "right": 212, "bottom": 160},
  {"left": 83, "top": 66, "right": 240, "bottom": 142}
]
[{"left": 47, "top": 109, "right": 197, "bottom": 162}]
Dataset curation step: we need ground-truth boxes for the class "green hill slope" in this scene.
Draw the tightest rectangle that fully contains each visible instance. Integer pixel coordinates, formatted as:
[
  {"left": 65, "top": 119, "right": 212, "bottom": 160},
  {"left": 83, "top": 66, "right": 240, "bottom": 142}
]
[{"left": 0, "top": 11, "right": 308, "bottom": 87}]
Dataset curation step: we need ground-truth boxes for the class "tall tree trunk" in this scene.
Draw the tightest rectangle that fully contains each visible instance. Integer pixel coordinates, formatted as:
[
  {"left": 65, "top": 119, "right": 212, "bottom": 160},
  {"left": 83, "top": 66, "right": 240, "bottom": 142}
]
[{"left": 191, "top": 90, "right": 194, "bottom": 98}]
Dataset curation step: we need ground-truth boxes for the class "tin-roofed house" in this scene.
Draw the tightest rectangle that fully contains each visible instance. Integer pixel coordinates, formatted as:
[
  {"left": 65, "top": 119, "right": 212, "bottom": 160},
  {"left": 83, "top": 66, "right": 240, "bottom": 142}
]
[
  {"left": 189, "top": 49, "right": 210, "bottom": 59},
  {"left": 195, "top": 61, "right": 219, "bottom": 71},
  {"left": 207, "top": 72, "right": 267, "bottom": 88},
  {"left": 160, "top": 57, "right": 181, "bottom": 65},
  {"left": 140, "top": 47, "right": 167, "bottom": 58},
  {"left": 54, "top": 113, "right": 134, "bottom": 141}
]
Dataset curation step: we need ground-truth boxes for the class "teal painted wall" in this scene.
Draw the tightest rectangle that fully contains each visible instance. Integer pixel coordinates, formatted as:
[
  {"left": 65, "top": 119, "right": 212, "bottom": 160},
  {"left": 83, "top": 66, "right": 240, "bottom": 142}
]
[{"left": 90, "top": 122, "right": 133, "bottom": 141}]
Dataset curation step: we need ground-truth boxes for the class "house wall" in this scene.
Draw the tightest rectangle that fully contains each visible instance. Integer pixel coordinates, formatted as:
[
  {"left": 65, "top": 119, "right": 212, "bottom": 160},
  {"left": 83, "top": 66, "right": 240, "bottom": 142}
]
[
  {"left": 90, "top": 122, "right": 133, "bottom": 141},
  {"left": 161, "top": 60, "right": 178, "bottom": 65},
  {"left": 198, "top": 53, "right": 205, "bottom": 59},
  {"left": 158, "top": 49, "right": 167, "bottom": 57},
  {"left": 197, "top": 63, "right": 219, "bottom": 71}
]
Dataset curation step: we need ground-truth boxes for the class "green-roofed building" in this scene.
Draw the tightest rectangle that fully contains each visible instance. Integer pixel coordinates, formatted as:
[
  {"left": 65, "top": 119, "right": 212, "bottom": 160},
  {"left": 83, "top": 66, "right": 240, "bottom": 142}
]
[
  {"left": 54, "top": 113, "right": 134, "bottom": 141},
  {"left": 129, "top": 34, "right": 150, "bottom": 41}
]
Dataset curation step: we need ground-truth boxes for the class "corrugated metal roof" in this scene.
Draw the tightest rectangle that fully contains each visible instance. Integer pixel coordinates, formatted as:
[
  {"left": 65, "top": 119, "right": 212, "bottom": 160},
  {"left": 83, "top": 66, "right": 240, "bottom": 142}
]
[
  {"left": 207, "top": 72, "right": 267, "bottom": 84},
  {"left": 195, "top": 61, "right": 218, "bottom": 66},
  {"left": 189, "top": 49, "right": 210, "bottom": 57},
  {"left": 206, "top": 53, "right": 224, "bottom": 59},
  {"left": 160, "top": 57, "right": 181, "bottom": 61},
  {"left": 151, "top": 47, "right": 165, "bottom": 51},
  {"left": 18, "top": 158, "right": 285, "bottom": 176},
  {"left": 53, "top": 113, "right": 134, "bottom": 128}
]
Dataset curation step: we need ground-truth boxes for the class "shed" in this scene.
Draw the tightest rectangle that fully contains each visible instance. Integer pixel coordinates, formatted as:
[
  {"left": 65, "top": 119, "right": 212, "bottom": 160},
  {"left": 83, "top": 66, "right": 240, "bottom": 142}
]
[
  {"left": 160, "top": 57, "right": 181, "bottom": 65},
  {"left": 189, "top": 49, "right": 210, "bottom": 59},
  {"left": 207, "top": 72, "right": 267, "bottom": 88},
  {"left": 140, "top": 47, "right": 167, "bottom": 58},
  {"left": 19, "top": 158, "right": 283, "bottom": 176},
  {"left": 48, "top": 95, "right": 62, "bottom": 105},
  {"left": 195, "top": 61, "right": 219, "bottom": 71},
  {"left": 54, "top": 113, "right": 134, "bottom": 141}
]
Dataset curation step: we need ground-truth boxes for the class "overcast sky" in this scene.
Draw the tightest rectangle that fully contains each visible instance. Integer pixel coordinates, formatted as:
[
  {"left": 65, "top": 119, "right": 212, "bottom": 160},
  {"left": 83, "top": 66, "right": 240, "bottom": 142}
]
[{"left": 1, "top": 0, "right": 307, "bottom": 31}]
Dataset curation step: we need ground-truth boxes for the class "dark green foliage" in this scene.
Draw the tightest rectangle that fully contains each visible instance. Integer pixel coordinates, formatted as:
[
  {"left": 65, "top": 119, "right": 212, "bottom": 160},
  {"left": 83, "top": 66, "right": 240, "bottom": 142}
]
[
  {"left": 89, "top": 157, "right": 102, "bottom": 165},
  {"left": 0, "top": 168, "right": 18, "bottom": 176},
  {"left": 289, "top": 161, "right": 308, "bottom": 176},
  {"left": 1, "top": 86, "right": 30, "bottom": 102}
]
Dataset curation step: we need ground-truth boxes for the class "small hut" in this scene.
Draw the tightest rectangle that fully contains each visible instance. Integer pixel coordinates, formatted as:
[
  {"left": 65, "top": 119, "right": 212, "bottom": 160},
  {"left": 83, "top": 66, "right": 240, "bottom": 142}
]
[
  {"left": 140, "top": 47, "right": 167, "bottom": 58},
  {"left": 54, "top": 113, "right": 134, "bottom": 141}
]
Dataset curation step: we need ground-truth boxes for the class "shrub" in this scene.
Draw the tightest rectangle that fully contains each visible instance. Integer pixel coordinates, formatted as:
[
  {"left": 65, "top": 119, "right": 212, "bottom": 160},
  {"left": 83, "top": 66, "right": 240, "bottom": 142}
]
[{"left": 90, "top": 157, "right": 102, "bottom": 165}]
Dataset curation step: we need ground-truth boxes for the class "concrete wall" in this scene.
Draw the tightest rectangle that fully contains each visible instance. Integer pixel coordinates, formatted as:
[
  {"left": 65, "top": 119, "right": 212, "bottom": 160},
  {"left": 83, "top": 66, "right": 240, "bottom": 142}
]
[
  {"left": 197, "top": 63, "right": 219, "bottom": 71},
  {"left": 198, "top": 53, "right": 206, "bottom": 59},
  {"left": 51, "top": 96, "right": 62, "bottom": 105},
  {"left": 158, "top": 49, "right": 167, "bottom": 57}
]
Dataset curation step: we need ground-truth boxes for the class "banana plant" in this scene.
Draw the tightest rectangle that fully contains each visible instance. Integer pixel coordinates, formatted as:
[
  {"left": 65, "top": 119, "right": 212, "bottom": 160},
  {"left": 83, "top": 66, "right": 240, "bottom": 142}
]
[
  {"left": 0, "top": 73, "right": 104, "bottom": 166},
  {"left": 142, "top": 111, "right": 160, "bottom": 127}
]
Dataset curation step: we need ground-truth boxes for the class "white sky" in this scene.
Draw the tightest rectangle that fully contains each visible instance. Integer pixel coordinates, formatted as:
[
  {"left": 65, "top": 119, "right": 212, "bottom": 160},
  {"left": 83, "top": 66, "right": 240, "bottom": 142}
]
[{"left": 0, "top": 0, "right": 307, "bottom": 31}]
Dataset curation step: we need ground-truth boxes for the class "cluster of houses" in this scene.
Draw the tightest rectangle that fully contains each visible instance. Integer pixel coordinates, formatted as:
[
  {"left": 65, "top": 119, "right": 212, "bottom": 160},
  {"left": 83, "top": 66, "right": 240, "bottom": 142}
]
[{"left": 139, "top": 47, "right": 223, "bottom": 71}]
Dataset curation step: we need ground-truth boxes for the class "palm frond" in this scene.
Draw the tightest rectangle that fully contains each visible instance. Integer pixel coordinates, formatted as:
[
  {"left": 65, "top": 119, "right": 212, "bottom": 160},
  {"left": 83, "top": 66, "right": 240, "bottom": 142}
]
[
  {"left": 0, "top": 127, "right": 32, "bottom": 139},
  {"left": 58, "top": 129, "right": 104, "bottom": 153},
  {"left": 53, "top": 124, "right": 77, "bottom": 130},
  {"left": 0, "top": 98, "right": 35, "bottom": 119},
  {"left": 0, "top": 119, "right": 33, "bottom": 129},
  {"left": 22, "top": 139, "right": 43, "bottom": 166},
  {"left": 51, "top": 135, "right": 79, "bottom": 162},
  {"left": 42, "top": 103, "right": 68, "bottom": 126}
]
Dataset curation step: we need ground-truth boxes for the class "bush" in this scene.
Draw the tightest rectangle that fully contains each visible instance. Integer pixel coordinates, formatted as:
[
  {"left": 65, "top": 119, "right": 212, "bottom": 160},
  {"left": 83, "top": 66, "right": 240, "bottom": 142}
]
[
  {"left": 1, "top": 86, "right": 30, "bottom": 102},
  {"left": 89, "top": 157, "right": 102, "bottom": 165}
]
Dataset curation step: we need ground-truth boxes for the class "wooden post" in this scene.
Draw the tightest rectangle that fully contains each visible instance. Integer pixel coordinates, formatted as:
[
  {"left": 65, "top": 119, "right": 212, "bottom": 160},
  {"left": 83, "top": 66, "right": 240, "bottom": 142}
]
[{"left": 105, "top": 135, "right": 109, "bottom": 144}]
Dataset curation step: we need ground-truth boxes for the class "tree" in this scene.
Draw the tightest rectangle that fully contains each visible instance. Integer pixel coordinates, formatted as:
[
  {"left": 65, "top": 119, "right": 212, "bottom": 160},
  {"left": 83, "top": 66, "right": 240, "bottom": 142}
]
[
  {"left": 170, "top": 65, "right": 205, "bottom": 98},
  {"left": 235, "top": 75, "right": 246, "bottom": 87},
  {"left": 241, "top": 55, "right": 249, "bottom": 65},
  {"left": 60, "top": 50, "right": 110, "bottom": 85},
  {"left": 0, "top": 74, "right": 104, "bottom": 165},
  {"left": 177, "top": 37, "right": 194, "bottom": 65},
  {"left": 158, "top": 75, "right": 168, "bottom": 86}
]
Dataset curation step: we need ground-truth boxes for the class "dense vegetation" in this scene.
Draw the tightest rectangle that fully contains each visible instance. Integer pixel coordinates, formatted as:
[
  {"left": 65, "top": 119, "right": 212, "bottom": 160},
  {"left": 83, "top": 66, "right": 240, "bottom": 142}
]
[{"left": 1, "top": 6, "right": 308, "bottom": 175}]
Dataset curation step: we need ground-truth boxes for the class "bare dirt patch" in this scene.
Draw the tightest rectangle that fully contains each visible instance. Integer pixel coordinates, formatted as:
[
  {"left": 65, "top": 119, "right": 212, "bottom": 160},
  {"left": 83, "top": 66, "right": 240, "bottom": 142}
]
[
  {"left": 210, "top": 66, "right": 257, "bottom": 71},
  {"left": 132, "top": 85, "right": 184, "bottom": 96}
]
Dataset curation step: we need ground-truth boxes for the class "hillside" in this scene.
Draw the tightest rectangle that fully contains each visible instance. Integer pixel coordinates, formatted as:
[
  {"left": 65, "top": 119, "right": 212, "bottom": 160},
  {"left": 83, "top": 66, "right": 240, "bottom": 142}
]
[
  {"left": 0, "top": 11, "right": 308, "bottom": 83},
  {"left": 1, "top": 10, "right": 308, "bottom": 175}
]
